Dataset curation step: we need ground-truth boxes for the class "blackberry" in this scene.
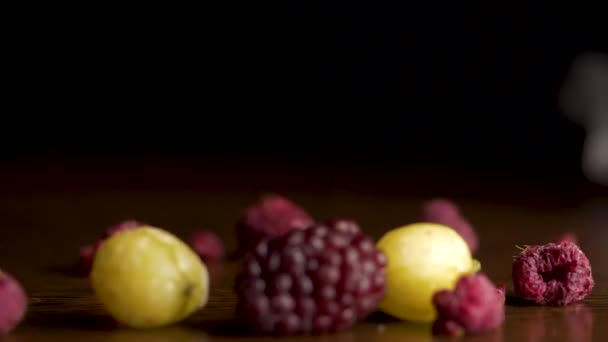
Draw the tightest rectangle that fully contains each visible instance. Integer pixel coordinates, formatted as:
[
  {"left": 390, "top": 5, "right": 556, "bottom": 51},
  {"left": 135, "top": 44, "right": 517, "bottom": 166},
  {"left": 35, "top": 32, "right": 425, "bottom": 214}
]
[
  {"left": 235, "top": 195, "right": 314, "bottom": 257},
  {"left": 420, "top": 198, "right": 479, "bottom": 254},
  {"left": 512, "top": 241, "right": 594, "bottom": 305},
  {"left": 235, "top": 219, "right": 386, "bottom": 335},
  {"left": 432, "top": 273, "right": 505, "bottom": 336}
]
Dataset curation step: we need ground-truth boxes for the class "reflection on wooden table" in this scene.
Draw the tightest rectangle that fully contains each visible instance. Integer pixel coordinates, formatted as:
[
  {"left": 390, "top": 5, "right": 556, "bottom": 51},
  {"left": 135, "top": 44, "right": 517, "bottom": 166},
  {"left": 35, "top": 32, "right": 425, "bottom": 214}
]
[{"left": 0, "top": 166, "right": 606, "bottom": 341}]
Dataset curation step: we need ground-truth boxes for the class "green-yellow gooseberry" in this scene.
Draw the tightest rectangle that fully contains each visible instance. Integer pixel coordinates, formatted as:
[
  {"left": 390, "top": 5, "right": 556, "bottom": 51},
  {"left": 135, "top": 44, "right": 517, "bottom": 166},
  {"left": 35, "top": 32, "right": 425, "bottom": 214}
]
[
  {"left": 91, "top": 226, "right": 209, "bottom": 328},
  {"left": 376, "top": 223, "right": 480, "bottom": 322}
]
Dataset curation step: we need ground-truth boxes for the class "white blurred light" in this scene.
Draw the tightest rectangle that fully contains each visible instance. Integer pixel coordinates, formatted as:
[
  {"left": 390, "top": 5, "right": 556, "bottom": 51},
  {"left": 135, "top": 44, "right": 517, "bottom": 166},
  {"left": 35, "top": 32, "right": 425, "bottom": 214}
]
[{"left": 560, "top": 52, "right": 608, "bottom": 186}]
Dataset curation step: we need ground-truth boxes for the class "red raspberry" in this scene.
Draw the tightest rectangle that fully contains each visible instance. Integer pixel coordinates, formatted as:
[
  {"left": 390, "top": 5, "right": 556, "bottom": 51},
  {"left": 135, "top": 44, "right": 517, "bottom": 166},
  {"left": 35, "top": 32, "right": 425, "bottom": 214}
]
[
  {"left": 78, "top": 241, "right": 101, "bottom": 274},
  {"left": 190, "top": 230, "right": 225, "bottom": 260},
  {"left": 496, "top": 284, "right": 506, "bottom": 302},
  {"left": 512, "top": 241, "right": 594, "bottom": 305},
  {"left": 0, "top": 271, "right": 28, "bottom": 334},
  {"left": 420, "top": 199, "right": 479, "bottom": 254},
  {"left": 557, "top": 233, "right": 578, "bottom": 245},
  {"left": 421, "top": 198, "right": 462, "bottom": 219},
  {"left": 235, "top": 195, "right": 314, "bottom": 256},
  {"left": 78, "top": 220, "right": 143, "bottom": 274},
  {"left": 432, "top": 273, "right": 505, "bottom": 336},
  {"left": 101, "top": 219, "right": 142, "bottom": 238},
  {"left": 235, "top": 222, "right": 386, "bottom": 335}
]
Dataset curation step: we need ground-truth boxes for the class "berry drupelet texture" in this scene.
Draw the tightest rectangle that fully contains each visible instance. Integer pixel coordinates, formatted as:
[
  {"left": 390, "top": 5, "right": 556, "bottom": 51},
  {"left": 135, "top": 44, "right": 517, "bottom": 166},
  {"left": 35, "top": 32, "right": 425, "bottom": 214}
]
[
  {"left": 235, "top": 195, "right": 314, "bottom": 257},
  {"left": 235, "top": 219, "right": 386, "bottom": 335},
  {"left": 556, "top": 233, "right": 578, "bottom": 245},
  {"left": 432, "top": 273, "right": 505, "bottom": 336},
  {"left": 512, "top": 241, "right": 594, "bottom": 306}
]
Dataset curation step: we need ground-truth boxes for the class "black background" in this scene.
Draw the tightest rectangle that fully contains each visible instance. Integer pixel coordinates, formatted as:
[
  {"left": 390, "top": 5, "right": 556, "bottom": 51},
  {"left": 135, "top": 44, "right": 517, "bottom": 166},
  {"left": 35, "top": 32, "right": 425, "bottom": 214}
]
[{"left": 2, "top": 3, "right": 606, "bottom": 183}]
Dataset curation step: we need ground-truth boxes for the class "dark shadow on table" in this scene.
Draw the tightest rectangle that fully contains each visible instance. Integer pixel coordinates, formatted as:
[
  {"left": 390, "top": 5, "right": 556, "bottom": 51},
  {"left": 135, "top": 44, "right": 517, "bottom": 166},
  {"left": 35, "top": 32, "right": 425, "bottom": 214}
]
[
  {"left": 24, "top": 311, "right": 118, "bottom": 331},
  {"left": 185, "top": 319, "right": 252, "bottom": 337},
  {"left": 43, "top": 264, "right": 89, "bottom": 278},
  {"left": 506, "top": 291, "right": 538, "bottom": 307},
  {"left": 363, "top": 311, "right": 401, "bottom": 323}
]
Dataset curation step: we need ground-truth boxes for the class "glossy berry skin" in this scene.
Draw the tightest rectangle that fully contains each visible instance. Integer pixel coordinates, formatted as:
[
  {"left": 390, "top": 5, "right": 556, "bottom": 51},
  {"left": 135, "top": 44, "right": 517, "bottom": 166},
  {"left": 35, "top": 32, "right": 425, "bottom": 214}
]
[
  {"left": 432, "top": 273, "right": 505, "bottom": 336},
  {"left": 235, "top": 220, "right": 386, "bottom": 335},
  {"left": 235, "top": 195, "right": 314, "bottom": 257},
  {"left": 0, "top": 271, "right": 28, "bottom": 334},
  {"left": 190, "top": 230, "right": 225, "bottom": 260},
  {"left": 512, "top": 241, "right": 594, "bottom": 306},
  {"left": 420, "top": 199, "right": 479, "bottom": 254}
]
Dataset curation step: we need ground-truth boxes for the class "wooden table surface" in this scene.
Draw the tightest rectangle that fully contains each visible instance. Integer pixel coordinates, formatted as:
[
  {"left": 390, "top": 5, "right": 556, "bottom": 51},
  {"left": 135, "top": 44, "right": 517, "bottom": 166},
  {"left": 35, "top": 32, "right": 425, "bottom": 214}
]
[{"left": 1, "top": 161, "right": 607, "bottom": 341}]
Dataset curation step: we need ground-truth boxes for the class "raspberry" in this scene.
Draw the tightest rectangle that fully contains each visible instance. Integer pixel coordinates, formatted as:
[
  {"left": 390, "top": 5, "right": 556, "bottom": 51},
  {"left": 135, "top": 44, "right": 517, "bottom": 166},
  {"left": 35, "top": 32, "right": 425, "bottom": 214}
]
[
  {"left": 512, "top": 241, "right": 594, "bottom": 305},
  {"left": 235, "top": 195, "right": 314, "bottom": 256},
  {"left": 420, "top": 198, "right": 479, "bottom": 254},
  {"left": 496, "top": 284, "right": 506, "bottom": 301},
  {"left": 235, "top": 221, "right": 386, "bottom": 335},
  {"left": 421, "top": 198, "right": 462, "bottom": 219},
  {"left": 432, "top": 273, "right": 505, "bottom": 336},
  {"left": 102, "top": 219, "right": 142, "bottom": 239},
  {"left": 0, "top": 271, "right": 28, "bottom": 334},
  {"left": 557, "top": 233, "right": 578, "bottom": 245},
  {"left": 78, "top": 220, "right": 143, "bottom": 274},
  {"left": 190, "top": 230, "right": 225, "bottom": 260}
]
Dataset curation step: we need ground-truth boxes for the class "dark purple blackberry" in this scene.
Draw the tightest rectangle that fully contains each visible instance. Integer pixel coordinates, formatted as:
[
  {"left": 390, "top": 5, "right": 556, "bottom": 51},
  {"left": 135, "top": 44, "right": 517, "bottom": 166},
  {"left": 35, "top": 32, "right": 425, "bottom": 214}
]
[{"left": 235, "top": 220, "right": 386, "bottom": 335}]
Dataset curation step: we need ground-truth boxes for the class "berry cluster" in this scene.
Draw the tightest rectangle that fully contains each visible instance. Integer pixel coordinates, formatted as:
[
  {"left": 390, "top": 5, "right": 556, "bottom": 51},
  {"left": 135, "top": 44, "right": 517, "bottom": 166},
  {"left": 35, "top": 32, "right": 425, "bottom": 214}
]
[
  {"left": 236, "top": 219, "right": 386, "bottom": 335},
  {"left": 0, "top": 194, "right": 595, "bottom": 337},
  {"left": 432, "top": 274, "right": 505, "bottom": 336}
]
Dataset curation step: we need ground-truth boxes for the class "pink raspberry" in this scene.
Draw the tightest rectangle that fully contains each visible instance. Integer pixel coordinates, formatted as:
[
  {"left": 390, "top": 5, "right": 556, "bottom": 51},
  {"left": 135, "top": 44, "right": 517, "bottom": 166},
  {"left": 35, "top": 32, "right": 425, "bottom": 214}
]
[
  {"left": 190, "top": 230, "right": 225, "bottom": 260},
  {"left": 235, "top": 195, "right": 314, "bottom": 256},
  {"left": 496, "top": 284, "right": 506, "bottom": 303},
  {"left": 78, "top": 219, "right": 143, "bottom": 274},
  {"left": 421, "top": 198, "right": 462, "bottom": 219},
  {"left": 432, "top": 273, "right": 505, "bottom": 336},
  {"left": 512, "top": 241, "right": 594, "bottom": 305},
  {"left": 78, "top": 241, "right": 102, "bottom": 274},
  {"left": 101, "top": 219, "right": 142, "bottom": 238},
  {"left": 0, "top": 271, "right": 28, "bottom": 334},
  {"left": 420, "top": 198, "right": 479, "bottom": 254},
  {"left": 557, "top": 233, "right": 578, "bottom": 245}
]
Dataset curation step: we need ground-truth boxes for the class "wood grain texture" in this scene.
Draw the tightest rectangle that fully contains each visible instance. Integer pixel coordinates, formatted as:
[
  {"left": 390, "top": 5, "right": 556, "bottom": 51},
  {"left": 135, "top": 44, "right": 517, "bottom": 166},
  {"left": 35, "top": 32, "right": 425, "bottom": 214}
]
[{"left": 1, "top": 165, "right": 606, "bottom": 341}]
